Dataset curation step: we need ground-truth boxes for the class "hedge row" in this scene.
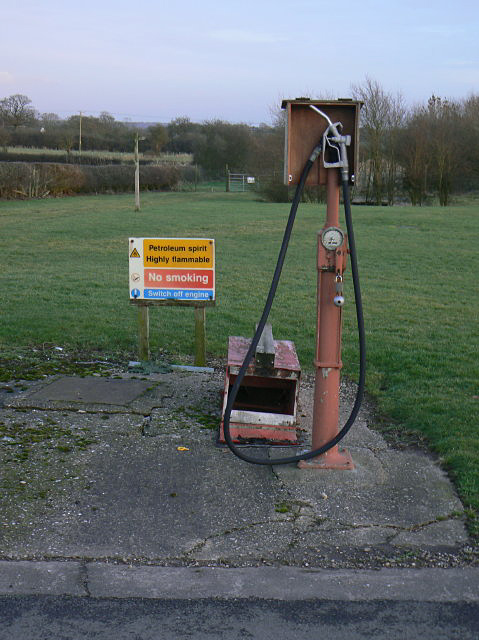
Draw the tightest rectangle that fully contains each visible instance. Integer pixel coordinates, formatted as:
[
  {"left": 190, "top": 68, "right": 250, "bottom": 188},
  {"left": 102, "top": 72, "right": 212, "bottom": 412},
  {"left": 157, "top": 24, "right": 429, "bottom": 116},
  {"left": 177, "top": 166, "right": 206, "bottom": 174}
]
[
  {"left": 0, "top": 151, "right": 156, "bottom": 165},
  {"left": 0, "top": 162, "right": 181, "bottom": 198}
]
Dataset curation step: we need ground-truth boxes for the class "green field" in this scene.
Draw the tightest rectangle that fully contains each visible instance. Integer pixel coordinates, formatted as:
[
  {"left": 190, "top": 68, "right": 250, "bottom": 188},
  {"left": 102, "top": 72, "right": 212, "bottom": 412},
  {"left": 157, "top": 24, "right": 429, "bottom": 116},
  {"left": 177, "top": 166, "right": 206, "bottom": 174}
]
[{"left": 1, "top": 191, "right": 478, "bottom": 536}]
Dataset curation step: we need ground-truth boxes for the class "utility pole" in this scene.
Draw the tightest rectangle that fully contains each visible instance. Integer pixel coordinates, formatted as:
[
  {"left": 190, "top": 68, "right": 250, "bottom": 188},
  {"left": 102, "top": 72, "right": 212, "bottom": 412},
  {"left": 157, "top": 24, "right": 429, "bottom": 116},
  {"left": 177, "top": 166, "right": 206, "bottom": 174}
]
[
  {"left": 134, "top": 132, "right": 145, "bottom": 211},
  {"left": 79, "top": 111, "right": 82, "bottom": 158}
]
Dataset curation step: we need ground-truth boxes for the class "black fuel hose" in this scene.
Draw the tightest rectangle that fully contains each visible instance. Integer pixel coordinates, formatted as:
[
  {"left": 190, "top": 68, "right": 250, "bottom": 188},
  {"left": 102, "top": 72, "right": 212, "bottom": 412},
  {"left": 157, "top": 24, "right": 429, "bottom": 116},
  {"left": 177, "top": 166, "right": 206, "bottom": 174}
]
[{"left": 223, "top": 144, "right": 366, "bottom": 465}]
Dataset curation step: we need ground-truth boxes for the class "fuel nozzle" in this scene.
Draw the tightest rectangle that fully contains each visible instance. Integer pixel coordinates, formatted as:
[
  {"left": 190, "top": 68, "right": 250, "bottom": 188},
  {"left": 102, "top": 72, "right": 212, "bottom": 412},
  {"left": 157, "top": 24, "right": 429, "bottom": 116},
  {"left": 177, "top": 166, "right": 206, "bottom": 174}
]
[{"left": 309, "top": 105, "right": 351, "bottom": 182}]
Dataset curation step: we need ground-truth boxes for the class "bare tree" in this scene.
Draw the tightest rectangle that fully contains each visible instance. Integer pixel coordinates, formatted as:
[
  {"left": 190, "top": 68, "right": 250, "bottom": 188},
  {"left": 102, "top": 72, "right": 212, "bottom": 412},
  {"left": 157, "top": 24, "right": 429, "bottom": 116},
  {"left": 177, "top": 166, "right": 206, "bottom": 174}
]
[
  {"left": 429, "top": 96, "right": 458, "bottom": 205},
  {"left": 40, "top": 112, "right": 61, "bottom": 124},
  {"left": 351, "top": 77, "right": 391, "bottom": 204},
  {"left": 384, "top": 92, "right": 407, "bottom": 204},
  {"left": 462, "top": 94, "right": 479, "bottom": 188},
  {"left": 0, "top": 126, "right": 10, "bottom": 151},
  {"left": 148, "top": 123, "right": 169, "bottom": 155},
  {"left": 61, "top": 134, "right": 75, "bottom": 156},
  {"left": 400, "top": 106, "right": 430, "bottom": 205},
  {"left": 0, "top": 94, "right": 37, "bottom": 129}
]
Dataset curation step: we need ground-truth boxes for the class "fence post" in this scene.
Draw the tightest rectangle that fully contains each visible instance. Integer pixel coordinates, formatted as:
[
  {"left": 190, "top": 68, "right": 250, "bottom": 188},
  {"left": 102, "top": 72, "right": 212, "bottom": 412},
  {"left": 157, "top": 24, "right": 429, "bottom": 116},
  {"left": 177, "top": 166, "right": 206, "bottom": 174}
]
[{"left": 138, "top": 305, "right": 150, "bottom": 361}]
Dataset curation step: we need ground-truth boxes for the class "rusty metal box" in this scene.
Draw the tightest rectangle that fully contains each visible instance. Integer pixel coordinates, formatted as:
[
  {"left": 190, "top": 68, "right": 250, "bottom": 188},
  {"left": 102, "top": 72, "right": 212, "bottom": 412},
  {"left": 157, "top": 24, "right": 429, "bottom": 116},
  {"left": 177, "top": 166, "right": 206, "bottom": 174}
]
[{"left": 219, "top": 336, "right": 301, "bottom": 444}]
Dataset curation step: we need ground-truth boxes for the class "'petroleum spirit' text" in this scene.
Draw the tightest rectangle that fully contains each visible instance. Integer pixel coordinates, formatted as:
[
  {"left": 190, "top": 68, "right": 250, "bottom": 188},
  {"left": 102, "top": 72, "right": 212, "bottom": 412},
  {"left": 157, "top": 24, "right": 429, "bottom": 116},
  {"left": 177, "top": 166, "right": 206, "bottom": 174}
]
[{"left": 147, "top": 243, "right": 209, "bottom": 253}]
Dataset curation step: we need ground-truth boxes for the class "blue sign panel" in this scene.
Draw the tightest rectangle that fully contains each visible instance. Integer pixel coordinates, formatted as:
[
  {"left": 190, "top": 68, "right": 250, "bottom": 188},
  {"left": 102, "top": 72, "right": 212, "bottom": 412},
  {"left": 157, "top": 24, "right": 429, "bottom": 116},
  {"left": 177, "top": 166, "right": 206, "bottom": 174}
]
[{"left": 144, "top": 289, "right": 214, "bottom": 301}]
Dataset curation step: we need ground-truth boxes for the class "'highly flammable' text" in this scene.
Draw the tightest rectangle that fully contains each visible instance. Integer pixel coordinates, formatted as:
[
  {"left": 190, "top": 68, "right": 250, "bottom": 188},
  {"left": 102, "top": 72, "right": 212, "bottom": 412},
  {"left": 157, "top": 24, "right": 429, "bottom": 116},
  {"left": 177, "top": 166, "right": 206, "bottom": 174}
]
[{"left": 145, "top": 255, "right": 211, "bottom": 265}]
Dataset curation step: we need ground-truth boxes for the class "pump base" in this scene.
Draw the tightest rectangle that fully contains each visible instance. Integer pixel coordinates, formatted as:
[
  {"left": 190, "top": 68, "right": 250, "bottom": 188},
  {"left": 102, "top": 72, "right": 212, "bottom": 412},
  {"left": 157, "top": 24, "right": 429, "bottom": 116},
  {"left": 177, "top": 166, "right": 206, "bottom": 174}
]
[{"left": 297, "top": 447, "right": 354, "bottom": 470}]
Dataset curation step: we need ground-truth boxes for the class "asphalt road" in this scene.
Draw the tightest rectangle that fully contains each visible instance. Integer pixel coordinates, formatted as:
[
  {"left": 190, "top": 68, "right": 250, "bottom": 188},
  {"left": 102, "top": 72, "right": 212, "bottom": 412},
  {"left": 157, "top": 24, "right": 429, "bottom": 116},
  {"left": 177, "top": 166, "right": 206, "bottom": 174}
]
[{"left": 1, "top": 596, "right": 478, "bottom": 639}]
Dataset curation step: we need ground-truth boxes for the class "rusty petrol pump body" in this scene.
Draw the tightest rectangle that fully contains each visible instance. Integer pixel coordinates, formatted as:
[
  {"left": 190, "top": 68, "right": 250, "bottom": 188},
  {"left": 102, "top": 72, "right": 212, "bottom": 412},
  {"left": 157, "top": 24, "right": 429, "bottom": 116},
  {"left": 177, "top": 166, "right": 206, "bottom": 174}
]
[
  {"left": 299, "top": 168, "right": 352, "bottom": 469},
  {"left": 283, "top": 99, "right": 362, "bottom": 469},
  {"left": 221, "top": 98, "right": 365, "bottom": 468},
  {"left": 300, "top": 169, "right": 352, "bottom": 468}
]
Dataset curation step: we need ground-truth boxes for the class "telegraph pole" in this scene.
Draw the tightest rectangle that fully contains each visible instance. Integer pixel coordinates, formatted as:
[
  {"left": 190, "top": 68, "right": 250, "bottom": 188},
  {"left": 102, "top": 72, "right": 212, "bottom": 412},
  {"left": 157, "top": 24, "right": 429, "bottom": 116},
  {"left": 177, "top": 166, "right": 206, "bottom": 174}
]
[
  {"left": 134, "top": 132, "right": 145, "bottom": 211},
  {"left": 79, "top": 111, "right": 83, "bottom": 158},
  {"left": 134, "top": 132, "right": 140, "bottom": 211}
]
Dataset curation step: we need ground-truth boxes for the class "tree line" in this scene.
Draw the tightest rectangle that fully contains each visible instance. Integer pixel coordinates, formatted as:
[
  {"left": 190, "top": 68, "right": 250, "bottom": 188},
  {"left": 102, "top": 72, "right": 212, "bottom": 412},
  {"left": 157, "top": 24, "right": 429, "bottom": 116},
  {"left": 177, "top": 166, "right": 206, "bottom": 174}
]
[
  {"left": 0, "top": 95, "right": 283, "bottom": 179},
  {"left": 351, "top": 78, "right": 479, "bottom": 206},
  {"left": 1, "top": 81, "right": 478, "bottom": 204}
]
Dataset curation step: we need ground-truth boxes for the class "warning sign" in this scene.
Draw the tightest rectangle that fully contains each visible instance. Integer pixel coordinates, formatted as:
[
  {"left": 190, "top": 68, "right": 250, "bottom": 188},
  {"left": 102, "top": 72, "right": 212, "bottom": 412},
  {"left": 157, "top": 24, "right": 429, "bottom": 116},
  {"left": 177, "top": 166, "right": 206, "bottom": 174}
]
[{"left": 129, "top": 238, "right": 215, "bottom": 303}]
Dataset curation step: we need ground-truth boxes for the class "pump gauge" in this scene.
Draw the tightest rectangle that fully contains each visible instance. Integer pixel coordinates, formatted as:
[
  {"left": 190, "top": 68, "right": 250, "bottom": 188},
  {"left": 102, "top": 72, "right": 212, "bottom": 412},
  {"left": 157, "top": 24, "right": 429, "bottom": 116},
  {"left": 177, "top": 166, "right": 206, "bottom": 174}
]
[{"left": 321, "top": 226, "right": 344, "bottom": 250}]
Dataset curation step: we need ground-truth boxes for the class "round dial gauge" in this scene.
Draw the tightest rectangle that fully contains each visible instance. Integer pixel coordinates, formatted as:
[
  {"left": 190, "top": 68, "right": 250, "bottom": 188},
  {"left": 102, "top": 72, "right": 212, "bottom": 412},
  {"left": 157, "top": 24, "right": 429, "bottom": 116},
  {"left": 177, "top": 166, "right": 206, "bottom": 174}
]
[{"left": 321, "top": 226, "right": 344, "bottom": 250}]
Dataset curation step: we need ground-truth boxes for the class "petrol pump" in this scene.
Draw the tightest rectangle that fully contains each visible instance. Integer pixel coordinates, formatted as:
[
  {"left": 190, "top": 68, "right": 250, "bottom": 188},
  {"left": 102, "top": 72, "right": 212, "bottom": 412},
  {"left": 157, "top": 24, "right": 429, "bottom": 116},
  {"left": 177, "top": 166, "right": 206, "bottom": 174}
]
[{"left": 221, "top": 98, "right": 366, "bottom": 469}]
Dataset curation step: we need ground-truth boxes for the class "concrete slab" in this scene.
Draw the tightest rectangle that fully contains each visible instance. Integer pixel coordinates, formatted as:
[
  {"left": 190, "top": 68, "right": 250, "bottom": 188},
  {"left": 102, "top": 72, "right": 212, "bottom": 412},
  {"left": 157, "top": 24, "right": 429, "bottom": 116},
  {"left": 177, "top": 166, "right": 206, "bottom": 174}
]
[
  {"left": 2, "top": 562, "right": 478, "bottom": 602},
  {"left": 273, "top": 448, "right": 464, "bottom": 529},
  {"left": 0, "top": 561, "right": 85, "bottom": 596},
  {"left": 26, "top": 376, "right": 154, "bottom": 405},
  {"left": 0, "top": 369, "right": 474, "bottom": 572},
  {"left": 392, "top": 520, "right": 470, "bottom": 548},
  {"left": 6, "top": 375, "right": 172, "bottom": 414},
  {"left": 84, "top": 565, "right": 479, "bottom": 601},
  {"left": 189, "top": 521, "right": 296, "bottom": 563},
  {"left": 1, "top": 435, "right": 290, "bottom": 562}
]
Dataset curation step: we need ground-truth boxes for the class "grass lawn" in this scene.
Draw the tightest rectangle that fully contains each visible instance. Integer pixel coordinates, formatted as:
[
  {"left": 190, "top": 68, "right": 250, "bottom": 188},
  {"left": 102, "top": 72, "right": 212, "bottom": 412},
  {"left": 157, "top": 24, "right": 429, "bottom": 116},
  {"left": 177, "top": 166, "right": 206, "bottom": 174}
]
[{"left": 1, "top": 191, "right": 478, "bottom": 536}]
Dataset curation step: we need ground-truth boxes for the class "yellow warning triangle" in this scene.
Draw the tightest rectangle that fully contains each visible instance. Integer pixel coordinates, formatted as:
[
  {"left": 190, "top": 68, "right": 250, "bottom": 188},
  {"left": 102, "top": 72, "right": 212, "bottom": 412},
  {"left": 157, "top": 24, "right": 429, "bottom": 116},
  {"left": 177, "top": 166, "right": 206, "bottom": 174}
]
[{"left": 130, "top": 248, "right": 140, "bottom": 258}]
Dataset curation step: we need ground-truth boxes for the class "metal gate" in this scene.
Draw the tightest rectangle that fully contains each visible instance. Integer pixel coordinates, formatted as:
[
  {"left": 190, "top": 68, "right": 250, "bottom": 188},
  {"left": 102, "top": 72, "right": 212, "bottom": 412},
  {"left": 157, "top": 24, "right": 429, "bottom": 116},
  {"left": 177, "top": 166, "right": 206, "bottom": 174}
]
[{"left": 227, "top": 173, "right": 256, "bottom": 192}]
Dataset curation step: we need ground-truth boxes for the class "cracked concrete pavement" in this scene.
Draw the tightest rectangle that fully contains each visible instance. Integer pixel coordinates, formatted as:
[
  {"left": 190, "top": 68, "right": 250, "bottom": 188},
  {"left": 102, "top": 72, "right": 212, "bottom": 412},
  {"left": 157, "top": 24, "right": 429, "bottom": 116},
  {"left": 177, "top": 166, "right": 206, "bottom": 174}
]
[{"left": 1, "top": 366, "right": 476, "bottom": 575}]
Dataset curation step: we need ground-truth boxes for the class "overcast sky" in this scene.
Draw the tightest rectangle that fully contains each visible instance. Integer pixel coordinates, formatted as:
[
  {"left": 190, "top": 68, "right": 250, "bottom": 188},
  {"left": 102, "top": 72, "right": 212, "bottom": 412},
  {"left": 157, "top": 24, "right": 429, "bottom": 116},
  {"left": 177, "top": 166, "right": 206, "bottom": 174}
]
[{"left": 1, "top": 0, "right": 478, "bottom": 124}]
